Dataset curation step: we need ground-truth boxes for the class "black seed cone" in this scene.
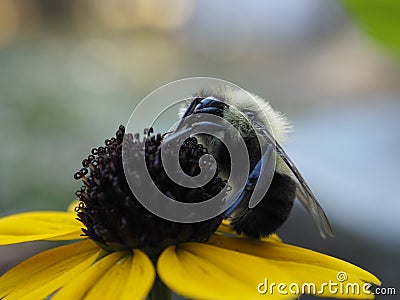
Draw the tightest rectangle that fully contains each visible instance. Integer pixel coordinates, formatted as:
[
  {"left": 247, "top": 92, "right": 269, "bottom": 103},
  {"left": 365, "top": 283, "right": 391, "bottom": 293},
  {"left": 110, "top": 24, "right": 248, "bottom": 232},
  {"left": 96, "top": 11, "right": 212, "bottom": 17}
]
[{"left": 74, "top": 125, "right": 225, "bottom": 253}]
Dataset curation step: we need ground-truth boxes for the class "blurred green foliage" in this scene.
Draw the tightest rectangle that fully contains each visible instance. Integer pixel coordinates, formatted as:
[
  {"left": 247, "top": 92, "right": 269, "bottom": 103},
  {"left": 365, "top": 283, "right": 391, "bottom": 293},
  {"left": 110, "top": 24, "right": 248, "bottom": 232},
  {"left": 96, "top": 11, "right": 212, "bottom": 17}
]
[{"left": 341, "top": 0, "right": 400, "bottom": 58}]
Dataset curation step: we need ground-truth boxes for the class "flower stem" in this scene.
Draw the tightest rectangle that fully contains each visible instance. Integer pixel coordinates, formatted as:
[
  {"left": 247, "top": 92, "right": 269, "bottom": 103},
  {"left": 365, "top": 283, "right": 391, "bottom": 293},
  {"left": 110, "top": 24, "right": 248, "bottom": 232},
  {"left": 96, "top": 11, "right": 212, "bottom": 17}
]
[{"left": 148, "top": 276, "right": 171, "bottom": 300}]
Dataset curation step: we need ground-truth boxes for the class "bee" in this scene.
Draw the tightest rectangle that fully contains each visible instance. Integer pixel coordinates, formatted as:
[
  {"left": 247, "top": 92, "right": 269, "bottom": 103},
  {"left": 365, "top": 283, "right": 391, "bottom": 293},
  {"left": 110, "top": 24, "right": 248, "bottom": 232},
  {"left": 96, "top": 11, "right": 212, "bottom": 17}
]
[{"left": 176, "top": 86, "right": 333, "bottom": 239}]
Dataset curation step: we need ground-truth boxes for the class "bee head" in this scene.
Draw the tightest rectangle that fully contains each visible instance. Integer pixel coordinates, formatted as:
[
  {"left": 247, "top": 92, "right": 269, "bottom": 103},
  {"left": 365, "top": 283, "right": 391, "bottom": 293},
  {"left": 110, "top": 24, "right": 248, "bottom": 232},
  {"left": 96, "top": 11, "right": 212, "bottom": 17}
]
[
  {"left": 180, "top": 97, "right": 228, "bottom": 120},
  {"left": 177, "top": 96, "right": 262, "bottom": 176},
  {"left": 179, "top": 96, "right": 254, "bottom": 138}
]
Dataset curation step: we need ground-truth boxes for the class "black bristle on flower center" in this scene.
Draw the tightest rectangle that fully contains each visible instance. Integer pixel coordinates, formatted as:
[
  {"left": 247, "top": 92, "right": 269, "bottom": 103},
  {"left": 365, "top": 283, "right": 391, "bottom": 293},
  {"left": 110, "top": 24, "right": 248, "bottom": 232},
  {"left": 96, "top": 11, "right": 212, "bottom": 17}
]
[{"left": 74, "top": 125, "right": 225, "bottom": 253}]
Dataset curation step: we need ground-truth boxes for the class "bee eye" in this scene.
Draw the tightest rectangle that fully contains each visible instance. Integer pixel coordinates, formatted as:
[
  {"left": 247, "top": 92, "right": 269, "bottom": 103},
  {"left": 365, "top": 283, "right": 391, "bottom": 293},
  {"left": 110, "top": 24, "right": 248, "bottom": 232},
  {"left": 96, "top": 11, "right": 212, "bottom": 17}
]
[
  {"left": 243, "top": 110, "right": 255, "bottom": 121},
  {"left": 193, "top": 97, "right": 228, "bottom": 116},
  {"left": 195, "top": 97, "right": 220, "bottom": 109}
]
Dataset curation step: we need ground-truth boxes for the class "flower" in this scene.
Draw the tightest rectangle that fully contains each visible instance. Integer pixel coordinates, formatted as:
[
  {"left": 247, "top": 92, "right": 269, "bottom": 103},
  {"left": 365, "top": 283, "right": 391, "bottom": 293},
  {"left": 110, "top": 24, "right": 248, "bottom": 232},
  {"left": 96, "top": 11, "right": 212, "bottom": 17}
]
[{"left": 0, "top": 126, "right": 380, "bottom": 300}]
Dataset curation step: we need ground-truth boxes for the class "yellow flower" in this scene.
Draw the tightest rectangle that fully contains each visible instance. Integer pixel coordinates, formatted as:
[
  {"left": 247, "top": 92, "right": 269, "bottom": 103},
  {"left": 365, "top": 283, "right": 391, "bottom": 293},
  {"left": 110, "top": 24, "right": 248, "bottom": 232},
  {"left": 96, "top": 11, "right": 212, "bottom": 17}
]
[
  {"left": 0, "top": 126, "right": 380, "bottom": 300},
  {"left": 0, "top": 213, "right": 380, "bottom": 300}
]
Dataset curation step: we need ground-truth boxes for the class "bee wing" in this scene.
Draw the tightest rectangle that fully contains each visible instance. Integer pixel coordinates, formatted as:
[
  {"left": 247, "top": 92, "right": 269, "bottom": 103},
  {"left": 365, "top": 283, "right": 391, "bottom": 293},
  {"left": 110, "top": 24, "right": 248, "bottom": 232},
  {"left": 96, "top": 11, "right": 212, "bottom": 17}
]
[
  {"left": 251, "top": 119, "right": 333, "bottom": 238},
  {"left": 275, "top": 142, "right": 334, "bottom": 238}
]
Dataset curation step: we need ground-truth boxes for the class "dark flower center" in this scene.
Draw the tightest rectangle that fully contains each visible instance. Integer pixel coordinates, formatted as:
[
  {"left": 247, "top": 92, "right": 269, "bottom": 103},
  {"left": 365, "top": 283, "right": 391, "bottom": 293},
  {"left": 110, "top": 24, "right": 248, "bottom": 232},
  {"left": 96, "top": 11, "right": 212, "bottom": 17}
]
[{"left": 74, "top": 125, "right": 224, "bottom": 254}]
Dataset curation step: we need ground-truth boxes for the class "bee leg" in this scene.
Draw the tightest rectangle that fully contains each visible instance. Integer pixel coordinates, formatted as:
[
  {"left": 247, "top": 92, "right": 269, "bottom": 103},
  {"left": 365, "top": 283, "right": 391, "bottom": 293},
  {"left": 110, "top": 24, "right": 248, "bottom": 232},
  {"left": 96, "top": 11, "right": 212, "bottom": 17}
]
[{"left": 223, "top": 144, "right": 274, "bottom": 218}]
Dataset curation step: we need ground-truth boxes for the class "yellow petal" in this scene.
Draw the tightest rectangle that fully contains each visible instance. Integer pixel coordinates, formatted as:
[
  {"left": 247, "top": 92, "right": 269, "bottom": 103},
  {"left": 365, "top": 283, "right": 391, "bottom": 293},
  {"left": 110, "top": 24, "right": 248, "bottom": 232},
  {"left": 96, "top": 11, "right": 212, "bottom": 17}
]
[
  {"left": 84, "top": 250, "right": 155, "bottom": 300},
  {"left": 67, "top": 200, "right": 81, "bottom": 213},
  {"left": 53, "top": 250, "right": 155, "bottom": 300},
  {"left": 262, "top": 233, "right": 282, "bottom": 243},
  {"left": 216, "top": 219, "right": 236, "bottom": 235},
  {"left": 208, "top": 235, "right": 381, "bottom": 299},
  {"left": 120, "top": 250, "right": 155, "bottom": 300},
  {"left": 44, "top": 230, "right": 85, "bottom": 241},
  {"left": 0, "top": 211, "right": 84, "bottom": 245},
  {"left": 158, "top": 243, "right": 296, "bottom": 300},
  {"left": 0, "top": 240, "right": 100, "bottom": 299},
  {"left": 52, "top": 251, "right": 127, "bottom": 299}
]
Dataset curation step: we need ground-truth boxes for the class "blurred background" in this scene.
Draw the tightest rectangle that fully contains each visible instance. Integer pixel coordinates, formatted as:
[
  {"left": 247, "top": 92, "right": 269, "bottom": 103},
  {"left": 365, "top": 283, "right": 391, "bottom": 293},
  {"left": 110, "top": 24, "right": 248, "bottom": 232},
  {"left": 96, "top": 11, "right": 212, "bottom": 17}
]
[{"left": 0, "top": 0, "right": 399, "bottom": 298}]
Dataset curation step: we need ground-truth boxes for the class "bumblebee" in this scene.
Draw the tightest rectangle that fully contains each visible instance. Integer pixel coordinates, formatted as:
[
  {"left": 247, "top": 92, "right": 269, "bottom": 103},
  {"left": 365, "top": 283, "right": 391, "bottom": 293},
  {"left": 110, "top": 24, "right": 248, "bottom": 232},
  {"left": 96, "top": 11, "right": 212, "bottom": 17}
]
[{"left": 177, "top": 86, "right": 333, "bottom": 239}]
